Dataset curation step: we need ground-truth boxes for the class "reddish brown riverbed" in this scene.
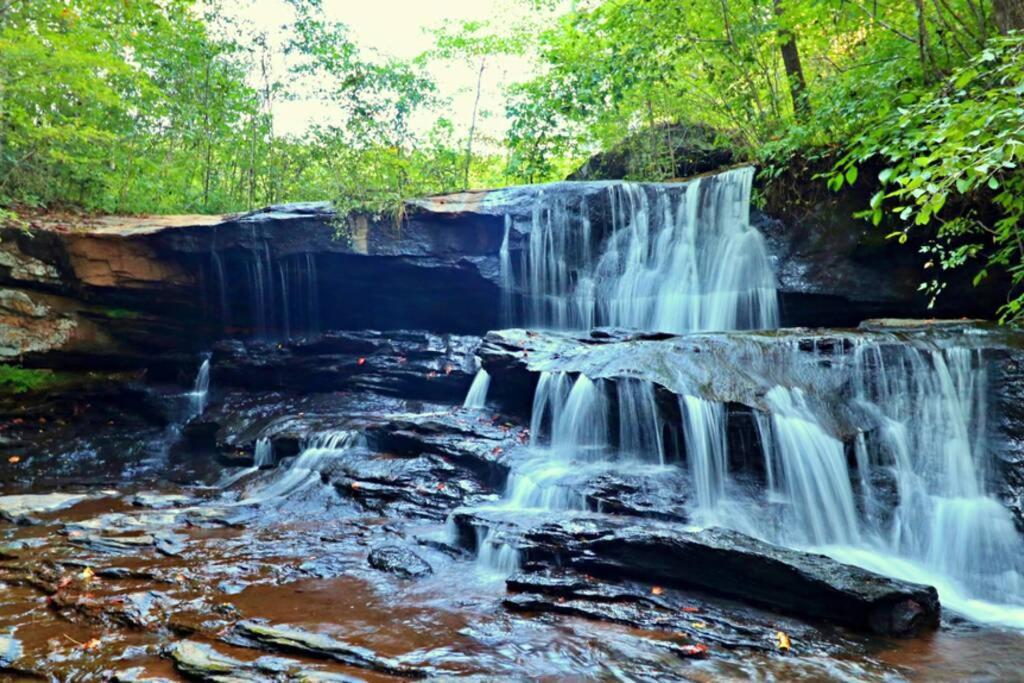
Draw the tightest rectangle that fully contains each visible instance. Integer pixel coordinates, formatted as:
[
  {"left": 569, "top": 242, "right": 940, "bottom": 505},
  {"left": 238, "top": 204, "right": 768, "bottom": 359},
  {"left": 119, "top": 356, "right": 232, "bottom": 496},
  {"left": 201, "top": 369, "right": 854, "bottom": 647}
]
[{"left": 2, "top": 480, "right": 1023, "bottom": 682}]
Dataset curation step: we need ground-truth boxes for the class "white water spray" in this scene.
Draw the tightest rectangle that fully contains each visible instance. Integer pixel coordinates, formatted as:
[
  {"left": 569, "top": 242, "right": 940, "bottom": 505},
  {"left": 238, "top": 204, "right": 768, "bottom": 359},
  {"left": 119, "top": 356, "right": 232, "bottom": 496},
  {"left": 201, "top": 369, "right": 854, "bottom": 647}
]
[
  {"left": 512, "top": 167, "right": 778, "bottom": 333},
  {"left": 463, "top": 369, "right": 491, "bottom": 409},
  {"left": 189, "top": 358, "right": 211, "bottom": 417}
]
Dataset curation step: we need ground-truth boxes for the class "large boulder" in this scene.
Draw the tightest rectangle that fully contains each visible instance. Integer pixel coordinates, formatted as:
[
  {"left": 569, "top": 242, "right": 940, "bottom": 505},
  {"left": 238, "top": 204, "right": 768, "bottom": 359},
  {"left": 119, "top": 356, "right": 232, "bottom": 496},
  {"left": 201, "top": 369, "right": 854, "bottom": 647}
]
[{"left": 566, "top": 123, "right": 735, "bottom": 181}]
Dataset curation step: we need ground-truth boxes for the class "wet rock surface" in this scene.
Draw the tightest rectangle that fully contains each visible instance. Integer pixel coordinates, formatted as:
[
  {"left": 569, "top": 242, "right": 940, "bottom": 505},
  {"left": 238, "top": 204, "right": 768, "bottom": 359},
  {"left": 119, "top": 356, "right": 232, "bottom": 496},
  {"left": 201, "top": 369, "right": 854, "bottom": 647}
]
[
  {"left": 367, "top": 545, "right": 432, "bottom": 579},
  {"left": 211, "top": 330, "right": 480, "bottom": 401},
  {"left": 3, "top": 176, "right": 1024, "bottom": 680},
  {"left": 452, "top": 510, "right": 941, "bottom": 636}
]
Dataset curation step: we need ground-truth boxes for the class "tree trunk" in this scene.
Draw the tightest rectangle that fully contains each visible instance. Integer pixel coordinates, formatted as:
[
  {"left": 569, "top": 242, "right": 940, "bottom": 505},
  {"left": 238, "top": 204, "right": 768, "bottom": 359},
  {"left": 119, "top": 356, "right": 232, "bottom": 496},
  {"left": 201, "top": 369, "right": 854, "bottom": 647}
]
[
  {"left": 463, "top": 59, "right": 486, "bottom": 191},
  {"left": 914, "top": 0, "right": 939, "bottom": 83},
  {"left": 773, "top": 0, "right": 809, "bottom": 119},
  {"left": 993, "top": 0, "right": 1024, "bottom": 32}
]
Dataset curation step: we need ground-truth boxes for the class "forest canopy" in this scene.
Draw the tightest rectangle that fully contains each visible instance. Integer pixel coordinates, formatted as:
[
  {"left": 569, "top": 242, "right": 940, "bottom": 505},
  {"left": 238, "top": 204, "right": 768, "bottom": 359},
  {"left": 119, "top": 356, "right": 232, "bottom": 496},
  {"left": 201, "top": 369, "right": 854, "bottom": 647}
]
[{"left": 0, "top": 0, "right": 1022, "bottom": 318}]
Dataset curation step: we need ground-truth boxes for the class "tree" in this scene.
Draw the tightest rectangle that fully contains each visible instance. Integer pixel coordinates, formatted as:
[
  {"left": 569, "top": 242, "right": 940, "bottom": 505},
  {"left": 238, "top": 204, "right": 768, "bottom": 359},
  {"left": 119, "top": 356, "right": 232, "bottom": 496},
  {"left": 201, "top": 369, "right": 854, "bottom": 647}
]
[
  {"left": 993, "top": 0, "right": 1024, "bottom": 33},
  {"left": 429, "top": 20, "right": 526, "bottom": 189},
  {"left": 773, "top": 0, "right": 809, "bottom": 119}
]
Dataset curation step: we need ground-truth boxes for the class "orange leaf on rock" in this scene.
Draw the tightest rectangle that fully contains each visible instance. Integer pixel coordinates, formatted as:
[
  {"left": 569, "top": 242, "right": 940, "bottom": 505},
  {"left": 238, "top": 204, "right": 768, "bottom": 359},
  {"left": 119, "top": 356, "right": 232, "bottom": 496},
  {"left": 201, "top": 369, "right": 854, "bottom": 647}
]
[
  {"left": 681, "top": 606, "right": 699, "bottom": 613},
  {"left": 676, "top": 643, "right": 708, "bottom": 657},
  {"left": 7, "top": 456, "right": 20, "bottom": 464},
  {"left": 357, "top": 357, "right": 366, "bottom": 366},
  {"left": 651, "top": 586, "right": 664, "bottom": 596},
  {"left": 776, "top": 630, "right": 791, "bottom": 651}
]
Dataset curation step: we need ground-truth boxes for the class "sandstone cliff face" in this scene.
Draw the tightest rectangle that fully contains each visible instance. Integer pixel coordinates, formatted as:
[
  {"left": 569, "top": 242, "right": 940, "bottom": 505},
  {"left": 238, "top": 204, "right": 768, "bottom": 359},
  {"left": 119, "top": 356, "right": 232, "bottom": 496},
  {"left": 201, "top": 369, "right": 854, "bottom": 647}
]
[
  {"left": 0, "top": 203, "right": 505, "bottom": 366},
  {"left": 0, "top": 289, "right": 116, "bottom": 359}
]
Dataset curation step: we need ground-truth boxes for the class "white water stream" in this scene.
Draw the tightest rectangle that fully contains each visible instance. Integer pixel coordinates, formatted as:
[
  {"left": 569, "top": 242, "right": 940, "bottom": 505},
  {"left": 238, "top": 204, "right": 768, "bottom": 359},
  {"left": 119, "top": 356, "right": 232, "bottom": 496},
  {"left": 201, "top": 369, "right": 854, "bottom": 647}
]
[{"left": 470, "top": 166, "right": 1024, "bottom": 628}]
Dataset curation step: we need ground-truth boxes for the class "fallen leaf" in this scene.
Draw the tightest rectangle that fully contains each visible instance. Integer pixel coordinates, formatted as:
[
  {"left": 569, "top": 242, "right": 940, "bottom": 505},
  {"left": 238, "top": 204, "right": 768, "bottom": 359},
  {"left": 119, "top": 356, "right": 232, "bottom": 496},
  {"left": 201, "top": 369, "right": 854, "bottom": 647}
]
[
  {"left": 692, "top": 621, "right": 707, "bottom": 629},
  {"left": 357, "top": 357, "right": 366, "bottom": 366},
  {"left": 682, "top": 606, "right": 699, "bottom": 613},
  {"left": 82, "top": 638, "right": 101, "bottom": 650},
  {"left": 79, "top": 567, "right": 94, "bottom": 582},
  {"left": 350, "top": 482, "right": 361, "bottom": 489},
  {"left": 676, "top": 643, "right": 708, "bottom": 657},
  {"left": 776, "top": 630, "right": 791, "bottom": 651},
  {"left": 651, "top": 586, "right": 664, "bottom": 596},
  {"left": 7, "top": 456, "right": 20, "bottom": 464}
]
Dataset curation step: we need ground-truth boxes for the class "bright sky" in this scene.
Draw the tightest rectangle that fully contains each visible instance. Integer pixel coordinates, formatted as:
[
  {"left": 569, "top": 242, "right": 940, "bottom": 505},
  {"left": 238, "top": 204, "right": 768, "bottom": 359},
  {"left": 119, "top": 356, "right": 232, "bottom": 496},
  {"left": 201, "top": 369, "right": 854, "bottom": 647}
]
[{"left": 221, "top": 0, "right": 547, "bottom": 141}]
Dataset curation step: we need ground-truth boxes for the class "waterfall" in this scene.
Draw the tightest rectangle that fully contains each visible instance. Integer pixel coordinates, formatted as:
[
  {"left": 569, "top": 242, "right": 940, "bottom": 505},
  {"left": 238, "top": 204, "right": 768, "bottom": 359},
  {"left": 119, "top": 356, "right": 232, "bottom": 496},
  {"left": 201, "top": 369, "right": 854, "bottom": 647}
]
[
  {"left": 680, "top": 395, "right": 729, "bottom": 521},
  {"left": 463, "top": 369, "right": 491, "bottom": 409},
  {"left": 550, "top": 374, "right": 609, "bottom": 457},
  {"left": 189, "top": 358, "right": 211, "bottom": 417},
  {"left": 254, "top": 437, "right": 274, "bottom": 468},
  {"left": 510, "top": 166, "right": 778, "bottom": 333},
  {"left": 303, "top": 253, "right": 320, "bottom": 335},
  {"left": 761, "top": 386, "right": 861, "bottom": 547},
  {"left": 718, "top": 342, "right": 1024, "bottom": 625},
  {"left": 499, "top": 214, "right": 514, "bottom": 326},
  {"left": 476, "top": 525, "right": 522, "bottom": 577},
  {"left": 529, "top": 371, "right": 573, "bottom": 446},
  {"left": 464, "top": 167, "right": 1024, "bottom": 628},
  {"left": 277, "top": 262, "right": 291, "bottom": 340},
  {"left": 209, "top": 247, "right": 320, "bottom": 339},
  {"left": 617, "top": 379, "right": 665, "bottom": 464},
  {"left": 240, "top": 431, "right": 361, "bottom": 503},
  {"left": 839, "top": 345, "right": 1024, "bottom": 614},
  {"left": 246, "top": 241, "right": 275, "bottom": 337},
  {"left": 210, "top": 251, "right": 229, "bottom": 328}
]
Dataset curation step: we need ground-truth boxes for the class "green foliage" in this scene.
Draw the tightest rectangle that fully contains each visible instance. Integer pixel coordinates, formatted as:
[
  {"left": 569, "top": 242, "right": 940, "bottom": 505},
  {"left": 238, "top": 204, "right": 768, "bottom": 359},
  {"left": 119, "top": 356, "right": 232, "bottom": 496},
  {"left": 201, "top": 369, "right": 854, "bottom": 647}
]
[
  {"left": 832, "top": 33, "right": 1024, "bottom": 321},
  {"left": 0, "top": 0, "right": 275, "bottom": 213},
  {"left": 95, "top": 307, "right": 141, "bottom": 320},
  {"left": 0, "top": 365, "right": 62, "bottom": 395},
  {"left": 509, "top": 0, "right": 1024, "bottom": 322}
]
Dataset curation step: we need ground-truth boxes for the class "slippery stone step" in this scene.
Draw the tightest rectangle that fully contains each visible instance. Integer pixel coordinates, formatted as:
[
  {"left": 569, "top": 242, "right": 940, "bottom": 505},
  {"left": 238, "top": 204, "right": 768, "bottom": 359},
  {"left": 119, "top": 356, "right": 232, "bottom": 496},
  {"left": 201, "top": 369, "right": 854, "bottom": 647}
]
[
  {"left": 168, "top": 640, "right": 361, "bottom": 682},
  {"left": 451, "top": 510, "right": 940, "bottom": 636},
  {"left": 230, "top": 621, "right": 436, "bottom": 678}
]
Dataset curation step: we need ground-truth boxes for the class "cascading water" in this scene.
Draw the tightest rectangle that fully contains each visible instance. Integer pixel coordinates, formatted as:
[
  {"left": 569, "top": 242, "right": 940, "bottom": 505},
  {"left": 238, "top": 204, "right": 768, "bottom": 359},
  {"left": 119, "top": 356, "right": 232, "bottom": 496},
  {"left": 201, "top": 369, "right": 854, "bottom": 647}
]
[
  {"left": 760, "top": 386, "right": 861, "bottom": 547},
  {"left": 254, "top": 437, "right": 274, "bottom": 468},
  {"left": 618, "top": 379, "right": 665, "bottom": 464},
  {"left": 506, "top": 166, "right": 778, "bottom": 333},
  {"left": 189, "top": 357, "right": 211, "bottom": 418},
  {"left": 680, "top": 395, "right": 729, "bottom": 523},
  {"left": 468, "top": 165, "right": 1024, "bottom": 629},
  {"left": 463, "top": 369, "right": 491, "bottom": 409},
  {"left": 208, "top": 244, "right": 320, "bottom": 339},
  {"left": 246, "top": 241, "right": 275, "bottom": 337},
  {"left": 684, "top": 338, "right": 1024, "bottom": 626},
  {"left": 829, "top": 343, "right": 1024, "bottom": 622},
  {"left": 210, "top": 251, "right": 230, "bottom": 328},
  {"left": 240, "top": 431, "right": 361, "bottom": 504}
]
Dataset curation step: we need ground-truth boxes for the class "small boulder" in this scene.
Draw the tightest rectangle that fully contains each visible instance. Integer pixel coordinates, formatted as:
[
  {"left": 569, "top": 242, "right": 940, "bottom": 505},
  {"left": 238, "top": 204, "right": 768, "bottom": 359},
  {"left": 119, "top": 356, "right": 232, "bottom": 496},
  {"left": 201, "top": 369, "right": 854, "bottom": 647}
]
[{"left": 367, "top": 545, "right": 432, "bottom": 579}]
